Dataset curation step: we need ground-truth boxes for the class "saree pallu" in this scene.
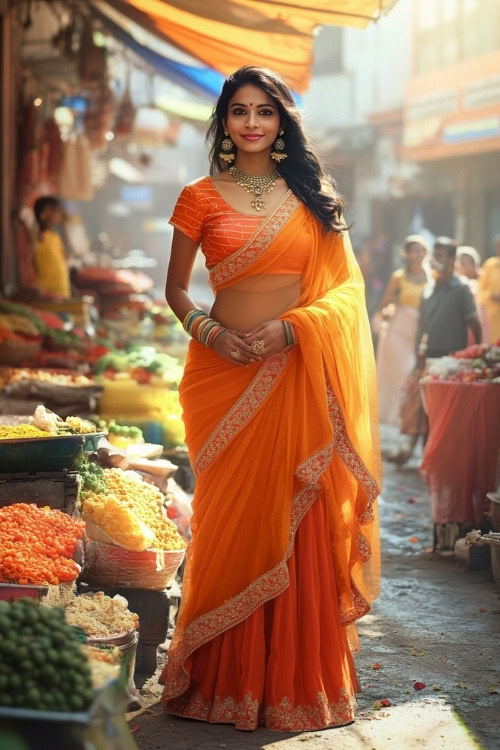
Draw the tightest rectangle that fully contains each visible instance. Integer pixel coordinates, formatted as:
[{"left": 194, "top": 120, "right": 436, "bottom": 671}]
[
  {"left": 160, "top": 195, "right": 381, "bottom": 731},
  {"left": 377, "top": 305, "right": 420, "bottom": 427}
]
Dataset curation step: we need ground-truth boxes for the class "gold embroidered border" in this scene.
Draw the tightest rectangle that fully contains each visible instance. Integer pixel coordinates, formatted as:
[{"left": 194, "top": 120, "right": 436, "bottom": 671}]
[
  {"left": 162, "top": 483, "right": 318, "bottom": 702},
  {"left": 209, "top": 191, "right": 300, "bottom": 288},
  {"left": 167, "top": 688, "right": 355, "bottom": 732},
  {"left": 326, "top": 380, "right": 380, "bottom": 523},
  {"left": 194, "top": 347, "right": 294, "bottom": 476},
  {"left": 339, "top": 576, "right": 371, "bottom": 626},
  {"left": 163, "top": 373, "right": 380, "bottom": 702}
]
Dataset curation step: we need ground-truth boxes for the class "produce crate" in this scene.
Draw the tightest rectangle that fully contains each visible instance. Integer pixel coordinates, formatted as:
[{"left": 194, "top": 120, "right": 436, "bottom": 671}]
[
  {"left": 0, "top": 470, "right": 80, "bottom": 514},
  {"left": 0, "top": 679, "right": 138, "bottom": 750},
  {"left": 0, "top": 339, "right": 42, "bottom": 366},
  {"left": 0, "top": 581, "right": 75, "bottom": 605},
  {"left": 82, "top": 431, "right": 107, "bottom": 452},
  {"left": 0, "top": 434, "right": 84, "bottom": 473},
  {"left": 31, "top": 297, "right": 95, "bottom": 327}
]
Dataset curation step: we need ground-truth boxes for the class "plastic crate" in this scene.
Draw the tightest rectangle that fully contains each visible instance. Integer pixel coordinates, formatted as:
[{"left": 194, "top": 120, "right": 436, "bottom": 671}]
[{"left": 0, "top": 470, "right": 80, "bottom": 514}]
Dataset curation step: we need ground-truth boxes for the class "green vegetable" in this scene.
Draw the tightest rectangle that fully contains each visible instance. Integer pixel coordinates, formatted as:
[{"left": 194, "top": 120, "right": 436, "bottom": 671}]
[{"left": 0, "top": 599, "right": 93, "bottom": 713}]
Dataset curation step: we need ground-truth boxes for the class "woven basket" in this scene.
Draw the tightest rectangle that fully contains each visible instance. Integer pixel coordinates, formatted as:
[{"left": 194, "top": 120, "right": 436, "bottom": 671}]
[{"left": 82, "top": 539, "right": 185, "bottom": 590}]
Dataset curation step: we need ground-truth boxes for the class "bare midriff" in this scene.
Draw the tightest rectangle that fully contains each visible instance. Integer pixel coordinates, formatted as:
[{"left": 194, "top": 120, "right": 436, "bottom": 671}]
[{"left": 210, "top": 274, "right": 302, "bottom": 333}]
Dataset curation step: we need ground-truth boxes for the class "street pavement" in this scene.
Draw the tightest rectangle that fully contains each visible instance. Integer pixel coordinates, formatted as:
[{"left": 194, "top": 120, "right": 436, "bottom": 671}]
[{"left": 130, "top": 427, "right": 499, "bottom": 750}]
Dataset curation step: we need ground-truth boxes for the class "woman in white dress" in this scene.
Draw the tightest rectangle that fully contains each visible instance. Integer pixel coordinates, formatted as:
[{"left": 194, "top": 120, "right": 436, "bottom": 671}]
[{"left": 375, "top": 235, "right": 429, "bottom": 427}]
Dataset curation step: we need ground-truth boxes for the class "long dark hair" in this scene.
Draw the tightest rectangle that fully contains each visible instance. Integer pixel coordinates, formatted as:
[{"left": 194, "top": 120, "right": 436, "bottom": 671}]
[{"left": 207, "top": 66, "right": 345, "bottom": 233}]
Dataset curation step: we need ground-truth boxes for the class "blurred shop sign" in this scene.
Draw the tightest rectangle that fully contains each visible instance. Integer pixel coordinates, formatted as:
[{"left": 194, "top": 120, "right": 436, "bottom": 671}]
[
  {"left": 443, "top": 117, "right": 500, "bottom": 144},
  {"left": 464, "top": 75, "right": 500, "bottom": 110},
  {"left": 120, "top": 185, "right": 153, "bottom": 209}
]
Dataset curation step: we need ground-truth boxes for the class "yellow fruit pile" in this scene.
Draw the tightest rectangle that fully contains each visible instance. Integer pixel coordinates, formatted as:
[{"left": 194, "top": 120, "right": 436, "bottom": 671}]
[
  {"left": 83, "top": 493, "right": 154, "bottom": 552},
  {"left": 83, "top": 469, "right": 186, "bottom": 552},
  {"left": 65, "top": 416, "right": 97, "bottom": 434},
  {"left": 0, "top": 424, "right": 51, "bottom": 440},
  {"left": 105, "top": 469, "right": 186, "bottom": 551}
]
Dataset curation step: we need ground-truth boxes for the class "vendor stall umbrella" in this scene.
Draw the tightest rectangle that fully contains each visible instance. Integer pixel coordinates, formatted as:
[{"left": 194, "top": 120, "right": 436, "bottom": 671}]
[{"left": 93, "top": 0, "right": 399, "bottom": 94}]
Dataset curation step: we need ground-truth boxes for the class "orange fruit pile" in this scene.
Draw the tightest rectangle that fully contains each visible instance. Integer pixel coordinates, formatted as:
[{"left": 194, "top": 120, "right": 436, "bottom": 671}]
[{"left": 0, "top": 504, "right": 85, "bottom": 586}]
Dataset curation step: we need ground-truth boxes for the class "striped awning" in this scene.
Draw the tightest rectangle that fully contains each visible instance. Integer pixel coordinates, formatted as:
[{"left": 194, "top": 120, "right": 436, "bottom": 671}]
[{"left": 95, "top": 0, "right": 398, "bottom": 94}]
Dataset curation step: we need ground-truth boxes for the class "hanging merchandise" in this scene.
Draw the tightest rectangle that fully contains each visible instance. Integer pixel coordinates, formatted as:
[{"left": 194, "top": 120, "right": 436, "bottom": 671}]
[
  {"left": 85, "top": 87, "right": 114, "bottom": 149},
  {"left": 16, "top": 100, "right": 41, "bottom": 204},
  {"left": 79, "top": 21, "right": 107, "bottom": 84},
  {"left": 59, "top": 133, "right": 94, "bottom": 201},
  {"left": 44, "top": 117, "right": 64, "bottom": 186},
  {"left": 114, "top": 92, "right": 136, "bottom": 139}
]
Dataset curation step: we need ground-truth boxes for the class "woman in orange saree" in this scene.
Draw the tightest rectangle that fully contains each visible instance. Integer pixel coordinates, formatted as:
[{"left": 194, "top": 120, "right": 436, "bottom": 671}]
[{"left": 160, "top": 66, "right": 381, "bottom": 733}]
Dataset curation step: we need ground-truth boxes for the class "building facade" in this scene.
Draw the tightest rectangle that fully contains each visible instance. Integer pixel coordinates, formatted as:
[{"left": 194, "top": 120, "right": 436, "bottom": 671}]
[{"left": 403, "top": 0, "right": 500, "bottom": 256}]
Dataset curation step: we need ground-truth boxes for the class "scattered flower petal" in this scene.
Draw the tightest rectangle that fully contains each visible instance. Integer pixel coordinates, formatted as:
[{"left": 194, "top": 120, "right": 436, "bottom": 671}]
[
  {"left": 372, "top": 662, "right": 382, "bottom": 670},
  {"left": 479, "top": 608, "right": 487, "bottom": 613},
  {"left": 413, "top": 681, "right": 426, "bottom": 691},
  {"left": 380, "top": 698, "right": 391, "bottom": 707},
  {"left": 432, "top": 685, "right": 441, "bottom": 692},
  {"left": 488, "top": 685, "right": 498, "bottom": 694},
  {"left": 455, "top": 683, "right": 468, "bottom": 689},
  {"left": 409, "top": 536, "right": 419, "bottom": 543},
  {"left": 372, "top": 701, "right": 383, "bottom": 710},
  {"left": 407, "top": 498, "right": 415, "bottom": 504},
  {"left": 420, "top": 652, "right": 426, "bottom": 656},
  {"left": 410, "top": 649, "right": 418, "bottom": 656}
]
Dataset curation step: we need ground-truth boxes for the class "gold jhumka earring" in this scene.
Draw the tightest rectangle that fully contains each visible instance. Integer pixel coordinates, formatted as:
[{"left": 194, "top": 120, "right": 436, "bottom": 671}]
[
  {"left": 219, "top": 131, "right": 235, "bottom": 163},
  {"left": 271, "top": 130, "right": 287, "bottom": 162}
]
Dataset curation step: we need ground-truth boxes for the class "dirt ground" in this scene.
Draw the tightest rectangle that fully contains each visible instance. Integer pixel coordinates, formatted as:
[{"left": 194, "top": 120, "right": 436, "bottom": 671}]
[{"left": 129, "top": 429, "right": 500, "bottom": 750}]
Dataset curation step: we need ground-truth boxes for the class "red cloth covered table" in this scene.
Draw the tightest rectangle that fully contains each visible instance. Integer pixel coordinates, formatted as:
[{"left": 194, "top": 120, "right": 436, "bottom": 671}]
[{"left": 420, "top": 381, "right": 500, "bottom": 525}]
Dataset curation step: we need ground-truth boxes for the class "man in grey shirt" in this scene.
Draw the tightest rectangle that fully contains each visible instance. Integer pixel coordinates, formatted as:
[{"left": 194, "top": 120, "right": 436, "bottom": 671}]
[
  {"left": 416, "top": 237, "right": 482, "bottom": 358},
  {"left": 388, "top": 237, "right": 481, "bottom": 465}
]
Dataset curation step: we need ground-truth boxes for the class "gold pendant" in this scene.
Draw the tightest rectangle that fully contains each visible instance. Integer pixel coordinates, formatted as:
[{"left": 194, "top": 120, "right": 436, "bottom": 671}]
[{"left": 251, "top": 198, "right": 266, "bottom": 211}]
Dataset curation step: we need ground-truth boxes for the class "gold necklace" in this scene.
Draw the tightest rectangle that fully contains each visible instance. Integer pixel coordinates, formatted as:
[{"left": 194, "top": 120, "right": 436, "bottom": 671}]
[{"left": 229, "top": 165, "right": 280, "bottom": 212}]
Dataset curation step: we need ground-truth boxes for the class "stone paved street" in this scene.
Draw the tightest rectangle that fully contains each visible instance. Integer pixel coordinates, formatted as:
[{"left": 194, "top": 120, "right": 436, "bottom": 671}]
[{"left": 130, "top": 428, "right": 500, "bottom": 750}]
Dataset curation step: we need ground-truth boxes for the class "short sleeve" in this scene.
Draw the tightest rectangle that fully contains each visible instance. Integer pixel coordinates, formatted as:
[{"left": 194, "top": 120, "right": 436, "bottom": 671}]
[
  {"left": 170, "top": 185, "right": 204, "bottom": 244},
  {"left": 461, "top": 283, "right": 478, "bottom": 319}
]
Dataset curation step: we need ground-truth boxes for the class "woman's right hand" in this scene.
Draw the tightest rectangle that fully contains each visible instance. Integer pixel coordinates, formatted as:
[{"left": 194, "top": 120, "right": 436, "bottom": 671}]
[{"left": 213, "top": 330, "right": 260, "bottom": 366}]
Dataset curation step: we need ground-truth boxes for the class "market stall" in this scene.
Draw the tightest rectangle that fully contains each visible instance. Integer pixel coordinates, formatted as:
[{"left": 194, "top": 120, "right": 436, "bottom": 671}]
[
  {"left": 0, "top": 405, "right": 189, "bottom": 741},
  {"left": 420, "top": 345, "right": 500, "bottom": 547}
]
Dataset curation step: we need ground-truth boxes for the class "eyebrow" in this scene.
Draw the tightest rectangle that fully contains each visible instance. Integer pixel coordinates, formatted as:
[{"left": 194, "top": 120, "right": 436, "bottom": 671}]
[{"left": 230, "top": 102, "right": 276, "bottom": 108}]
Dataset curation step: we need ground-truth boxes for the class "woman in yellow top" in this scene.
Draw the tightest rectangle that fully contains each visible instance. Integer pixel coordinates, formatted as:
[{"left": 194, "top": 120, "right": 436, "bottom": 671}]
[
  {"left": 478, "top": 234, "right": 500, "bottom": 343},
  {"left": 33, "top": 196, "right": 71, "bottom": 299},
  {"left": 375, "top": 235, "right": 429, "bottom": 426},
  {"left": 160, "top": 66, "right": 380, "bottom": 732}
]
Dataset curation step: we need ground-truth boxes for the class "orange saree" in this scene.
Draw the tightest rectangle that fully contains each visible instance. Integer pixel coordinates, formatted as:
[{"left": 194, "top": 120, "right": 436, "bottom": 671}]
[{"left": 160, "top": 191, "right": 381, "bottom": 731}]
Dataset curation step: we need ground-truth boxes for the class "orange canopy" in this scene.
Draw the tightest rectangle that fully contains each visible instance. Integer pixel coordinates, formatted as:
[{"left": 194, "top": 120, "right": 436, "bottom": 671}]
[{"left": 104, "top": 0, "right": 398, "bottom": 93}]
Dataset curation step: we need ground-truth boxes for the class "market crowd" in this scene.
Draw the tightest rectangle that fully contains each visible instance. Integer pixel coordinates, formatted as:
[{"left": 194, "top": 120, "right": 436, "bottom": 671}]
[{"left": 373, "top": 233, "right": 500, "bottom": 463}]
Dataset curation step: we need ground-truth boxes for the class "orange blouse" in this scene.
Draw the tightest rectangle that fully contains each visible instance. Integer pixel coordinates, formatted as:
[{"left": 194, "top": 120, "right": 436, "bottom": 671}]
[{"left": 170, "top": 177, "right": 308, "bottom": 275}]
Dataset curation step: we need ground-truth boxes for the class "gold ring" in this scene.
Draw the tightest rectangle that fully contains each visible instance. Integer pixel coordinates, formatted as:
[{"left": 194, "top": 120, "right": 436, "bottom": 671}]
[
  {"left": 231, "top": 350, "right": 241, "bottom": 360},
  {"left": 251, "top": 339, "right": 265, "bottom": 355}
]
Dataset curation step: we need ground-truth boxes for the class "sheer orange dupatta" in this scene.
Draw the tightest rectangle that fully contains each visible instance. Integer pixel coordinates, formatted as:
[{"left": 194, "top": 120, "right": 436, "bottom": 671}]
[{"left": 160, "top": 194, "right": 381, "bottom": 701}]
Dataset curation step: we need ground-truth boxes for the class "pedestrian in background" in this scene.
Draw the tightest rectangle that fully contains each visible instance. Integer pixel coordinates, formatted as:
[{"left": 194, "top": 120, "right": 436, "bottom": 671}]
[
  {"left": 389, "top": 237, "right": 481, "bottom": 465},
  {"left": 457, "top": 245, "right": 481, "bottom": 294},
  {"left": 457, "top": 245, "right": 487, "bottom": 343},
  {"left": 375, "top": 234, "right": 429, "bottom": 426},
  {"left": 33, "top": 196, "right": 71, "bottom": 300},
  {"left": 478, "top": 233, "right": 500, "bottom": 343},
  {"left": 161, "top": 65, "right": 380, "bottom": 732}
]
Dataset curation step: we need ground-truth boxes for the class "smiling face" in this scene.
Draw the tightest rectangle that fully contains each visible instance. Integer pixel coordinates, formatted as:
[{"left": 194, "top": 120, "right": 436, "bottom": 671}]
[
  {"left": 431, "top": 245, "right": 455, "bottom": 280},
  {"left": 224, "top": 84, "right": 281, "bottom": 155}
]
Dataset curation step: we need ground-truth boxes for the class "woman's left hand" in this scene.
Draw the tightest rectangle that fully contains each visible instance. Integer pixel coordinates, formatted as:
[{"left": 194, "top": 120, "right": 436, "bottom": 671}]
[{"left": 243, "top": 320, "right": 287, "bottom": 358}]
